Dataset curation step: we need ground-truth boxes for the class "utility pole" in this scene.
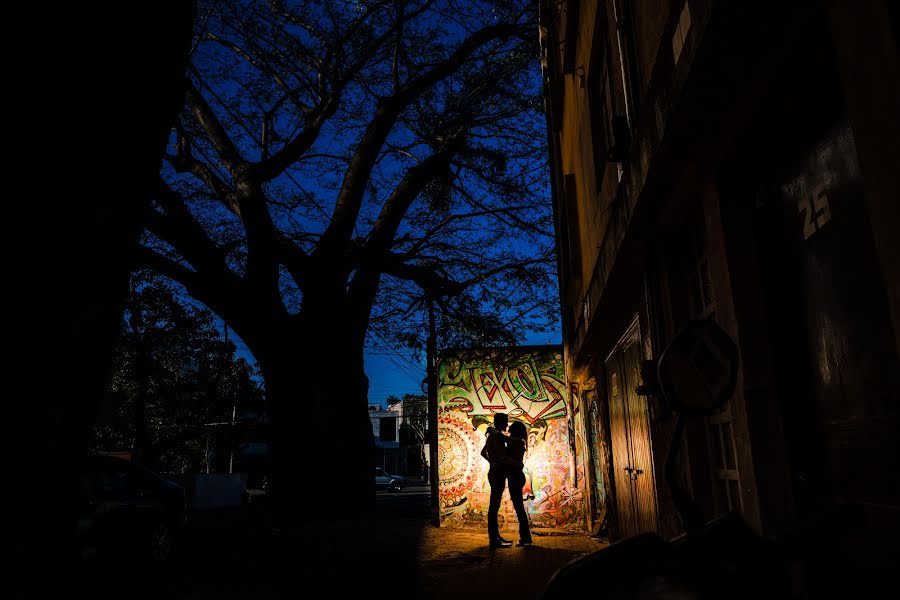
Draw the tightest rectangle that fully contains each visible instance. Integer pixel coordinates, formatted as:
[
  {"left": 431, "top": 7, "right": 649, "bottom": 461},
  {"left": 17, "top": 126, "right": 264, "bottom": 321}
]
[
  {"left": 224, "top": 322, "right": 237, "bottom": 474},
  {"left": 229, "top": 403, "right": 237, "bottom": 474},
  {"left": 427, "top": 297, "right": 440, "bottom": 523}
]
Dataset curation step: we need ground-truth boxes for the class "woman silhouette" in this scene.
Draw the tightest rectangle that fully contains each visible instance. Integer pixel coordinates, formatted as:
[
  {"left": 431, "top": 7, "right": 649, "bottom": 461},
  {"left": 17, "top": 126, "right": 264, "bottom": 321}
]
[{"left": 507, "top": 421, "right": 533, "bottom": 546}]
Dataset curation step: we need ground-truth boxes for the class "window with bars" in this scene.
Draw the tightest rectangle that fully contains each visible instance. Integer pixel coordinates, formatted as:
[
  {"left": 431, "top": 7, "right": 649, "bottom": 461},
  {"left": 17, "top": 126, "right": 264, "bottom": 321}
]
[
  {"left": 587, "top": 3, "right": 631, "bottom": 195},
  {"left": 687, "top": 209, "right": 743, "bottom": 515},
  {"left": 588, "top": 48, "right": 614, "bottom": 189},
  {"left": 563, "top": 173, "right": 582, "bottom": 278}
]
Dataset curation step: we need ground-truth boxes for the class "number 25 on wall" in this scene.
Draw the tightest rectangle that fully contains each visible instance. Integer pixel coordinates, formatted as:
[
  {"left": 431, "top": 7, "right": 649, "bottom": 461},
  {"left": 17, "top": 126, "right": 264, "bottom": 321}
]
[{"left": 798, "top": 181, "right": 832, "bottom": 240}]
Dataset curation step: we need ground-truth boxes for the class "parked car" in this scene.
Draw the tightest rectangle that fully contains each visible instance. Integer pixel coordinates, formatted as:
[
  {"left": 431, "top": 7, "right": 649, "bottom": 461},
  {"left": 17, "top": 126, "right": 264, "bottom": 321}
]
[
  {"left": 375, "top": 467, "right": 405, "bottom": 492},
  {"left": 78, "top": 454, "right": 187, "bottom": 561}
]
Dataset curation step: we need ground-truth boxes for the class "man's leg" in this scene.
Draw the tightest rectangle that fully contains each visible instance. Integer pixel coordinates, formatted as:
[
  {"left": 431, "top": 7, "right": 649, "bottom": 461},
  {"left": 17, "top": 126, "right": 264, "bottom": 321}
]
[{"left": 487, "top": 469, "right": 508, "bottom": 545}]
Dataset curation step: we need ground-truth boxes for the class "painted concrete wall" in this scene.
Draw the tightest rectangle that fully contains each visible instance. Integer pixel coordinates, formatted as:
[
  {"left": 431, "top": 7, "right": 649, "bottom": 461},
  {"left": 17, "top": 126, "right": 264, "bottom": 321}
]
[{"left": 436, "top": 346, "right": 586, "bottom": 530}]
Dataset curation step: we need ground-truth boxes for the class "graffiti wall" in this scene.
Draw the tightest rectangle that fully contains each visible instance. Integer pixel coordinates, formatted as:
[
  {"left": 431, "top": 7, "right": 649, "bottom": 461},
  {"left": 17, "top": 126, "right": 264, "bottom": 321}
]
[{"left": 437, "top": 346, "right": 586, "bottom": 530}]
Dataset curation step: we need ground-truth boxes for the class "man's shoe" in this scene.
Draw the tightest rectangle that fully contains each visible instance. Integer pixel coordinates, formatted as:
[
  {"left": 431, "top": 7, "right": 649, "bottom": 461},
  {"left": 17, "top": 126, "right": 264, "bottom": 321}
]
[
  {"left": 496, "top": 535, "right": 512, "bottom": 544},
  {"left": 489, "top": 538, "right": 513, "bottom": 549},
  {"left": 516, "top": 540, "right": 533, "bottom": 547}
]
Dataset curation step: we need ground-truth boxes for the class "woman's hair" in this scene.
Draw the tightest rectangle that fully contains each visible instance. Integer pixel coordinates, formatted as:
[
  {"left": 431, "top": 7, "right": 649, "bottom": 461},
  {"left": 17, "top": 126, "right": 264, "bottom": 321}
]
[{"left": 509, "top": 421, "right": 527, "bottom": 449}]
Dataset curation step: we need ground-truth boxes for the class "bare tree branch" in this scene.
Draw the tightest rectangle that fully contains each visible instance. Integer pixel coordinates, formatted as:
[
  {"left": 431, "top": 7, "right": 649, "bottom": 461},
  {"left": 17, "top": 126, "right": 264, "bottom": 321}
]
[
  {"left": 203, "top": 32, "right": 313, "bottom": 115},
  {"left": 150, "top": 179, "right": 236, "bottom": 278},
  {"left": 166, "top": 126, "right": 240, "bottom": 214},
  {"left": 366, "top": 131, "right": 465, "bottom": 255},
  {"left": 185, "top": 81, "right": 248, "bottom": 176},
  {"left": 320, "top": 21, "right": 524, "bottom": 255},
  {"left": 250, "top": 1, "right": 437, "bottom": 183}
]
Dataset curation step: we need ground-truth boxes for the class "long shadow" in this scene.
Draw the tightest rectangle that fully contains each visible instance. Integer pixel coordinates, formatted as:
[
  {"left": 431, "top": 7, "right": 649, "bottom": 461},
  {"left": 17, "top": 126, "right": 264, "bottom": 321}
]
[{"left": 76, "top": 489, "right": 431, "bottom": 599}]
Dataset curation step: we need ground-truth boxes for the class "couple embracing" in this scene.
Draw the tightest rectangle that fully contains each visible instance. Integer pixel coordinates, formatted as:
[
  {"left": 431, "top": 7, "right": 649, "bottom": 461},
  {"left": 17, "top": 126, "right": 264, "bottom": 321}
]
[{"left": 481, "top": 412, "right": 533, "bottom": 549}]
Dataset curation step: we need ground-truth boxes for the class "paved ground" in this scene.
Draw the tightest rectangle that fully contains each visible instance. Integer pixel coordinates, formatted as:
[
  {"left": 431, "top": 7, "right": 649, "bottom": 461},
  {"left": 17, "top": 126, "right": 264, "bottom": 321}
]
[
  {"left": 374, "top": 483, "right": 607, "bottom": 599},
  {"left": 416, "top": 518, "right": 606, "bottom": 599},
  {"left": 72, "top": 484, "right": 606, "bottom": 599}
]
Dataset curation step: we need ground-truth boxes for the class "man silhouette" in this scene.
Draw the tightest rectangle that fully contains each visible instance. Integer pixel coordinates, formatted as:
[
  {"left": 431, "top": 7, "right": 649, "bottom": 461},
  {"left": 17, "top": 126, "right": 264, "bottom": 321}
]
[{"left": 483, "top": 412, "right": 513, "bottom": 548}]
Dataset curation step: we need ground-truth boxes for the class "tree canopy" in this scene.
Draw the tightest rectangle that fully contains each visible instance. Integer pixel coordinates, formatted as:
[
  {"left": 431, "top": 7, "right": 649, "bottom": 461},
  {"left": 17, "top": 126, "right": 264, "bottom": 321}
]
[
  {"left": 95, "top": 271, "right": 264, "bottom": 474},
  {"left": 137, "top": 0, "right": 558, "bottom": 514},
  {"left": 143, "top": 0, "right": 557, "bottom": 360}
]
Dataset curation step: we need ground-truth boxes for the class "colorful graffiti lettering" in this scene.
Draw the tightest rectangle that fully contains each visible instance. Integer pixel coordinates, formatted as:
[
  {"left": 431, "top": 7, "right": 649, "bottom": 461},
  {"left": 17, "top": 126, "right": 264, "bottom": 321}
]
[
  {"left": 437, "top": 347, "right": 585, "bottom": 530},
  {"left": 439, "top": 350, "right": 568, "bottom": 423}
]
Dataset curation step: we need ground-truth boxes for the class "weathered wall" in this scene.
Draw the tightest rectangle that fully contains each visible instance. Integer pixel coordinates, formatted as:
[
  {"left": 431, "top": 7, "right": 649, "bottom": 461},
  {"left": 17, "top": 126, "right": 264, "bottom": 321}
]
[{"left": 436, "top": 346, "right": 586, "bottom": 530}]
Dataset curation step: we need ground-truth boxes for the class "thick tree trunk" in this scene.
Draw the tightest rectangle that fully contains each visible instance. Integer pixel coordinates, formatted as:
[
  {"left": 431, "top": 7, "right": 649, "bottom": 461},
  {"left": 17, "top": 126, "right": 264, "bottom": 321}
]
[
  {"left": 253, "top": 307, "right": 376, "bottom": 525},
  {"left": 6, "top": 3, "right": 194, "bottom": 592}
]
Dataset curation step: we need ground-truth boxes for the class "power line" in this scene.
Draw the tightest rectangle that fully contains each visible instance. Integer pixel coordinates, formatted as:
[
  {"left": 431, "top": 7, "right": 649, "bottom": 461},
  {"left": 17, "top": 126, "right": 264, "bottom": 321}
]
[
  {"left": 370, "top": 331, "right": 426, "bottom": 373},
  {"left": 369, "top": 340, "right": 424, "bottom": 386}
]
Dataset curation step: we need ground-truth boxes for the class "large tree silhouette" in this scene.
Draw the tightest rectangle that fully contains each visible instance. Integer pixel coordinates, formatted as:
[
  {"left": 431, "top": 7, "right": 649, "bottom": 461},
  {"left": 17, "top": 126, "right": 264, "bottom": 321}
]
[
  {"left": 9, "top": 2, "right": 196, "bottom": 589},
  {"left": 143, "top": 0, "right": 556, "bottom": 517}
]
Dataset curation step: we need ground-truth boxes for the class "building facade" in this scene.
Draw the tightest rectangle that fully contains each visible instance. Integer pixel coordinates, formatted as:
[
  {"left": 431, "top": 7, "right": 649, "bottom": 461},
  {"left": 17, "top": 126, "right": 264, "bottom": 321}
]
[
  {"left": 541, "top": 0, "right": 900, "bottom": 596},
  {"left": 370, "top": 400, "right": 431, "bottom": 478},
  {"left": 370, "top": 403, "right": 406, "bottom": 474}
]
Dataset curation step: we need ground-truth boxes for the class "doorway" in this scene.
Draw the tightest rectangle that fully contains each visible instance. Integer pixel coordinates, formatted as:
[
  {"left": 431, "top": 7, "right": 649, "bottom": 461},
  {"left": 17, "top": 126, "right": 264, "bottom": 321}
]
[
  {"left": 584, "top": 387, "right": 608, "bottom": 530},
  {"left": 606, "top": 316, "right": 658, "bottom": 538}
]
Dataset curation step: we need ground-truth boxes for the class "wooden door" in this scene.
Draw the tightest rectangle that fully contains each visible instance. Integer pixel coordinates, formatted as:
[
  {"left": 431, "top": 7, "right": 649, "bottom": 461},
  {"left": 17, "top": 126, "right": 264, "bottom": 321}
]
[
  {"left": 606, "top": 318, "right": 658, "bottom": 538},
  {"left": 621, "top": 329, "right": 658, "bottom": 533},
  {"left": 607, "top": 353, "right": 636, "bottom": 537}
]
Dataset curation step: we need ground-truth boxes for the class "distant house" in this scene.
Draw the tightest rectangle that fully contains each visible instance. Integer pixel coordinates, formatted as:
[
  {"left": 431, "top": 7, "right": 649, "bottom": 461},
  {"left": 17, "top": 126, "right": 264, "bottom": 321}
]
[
  {"left": 369, "top": 403, "right": 403, "bottom": 474},
  {"left": 369, "top": 402, "right": 430, "bottom": 479}
]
